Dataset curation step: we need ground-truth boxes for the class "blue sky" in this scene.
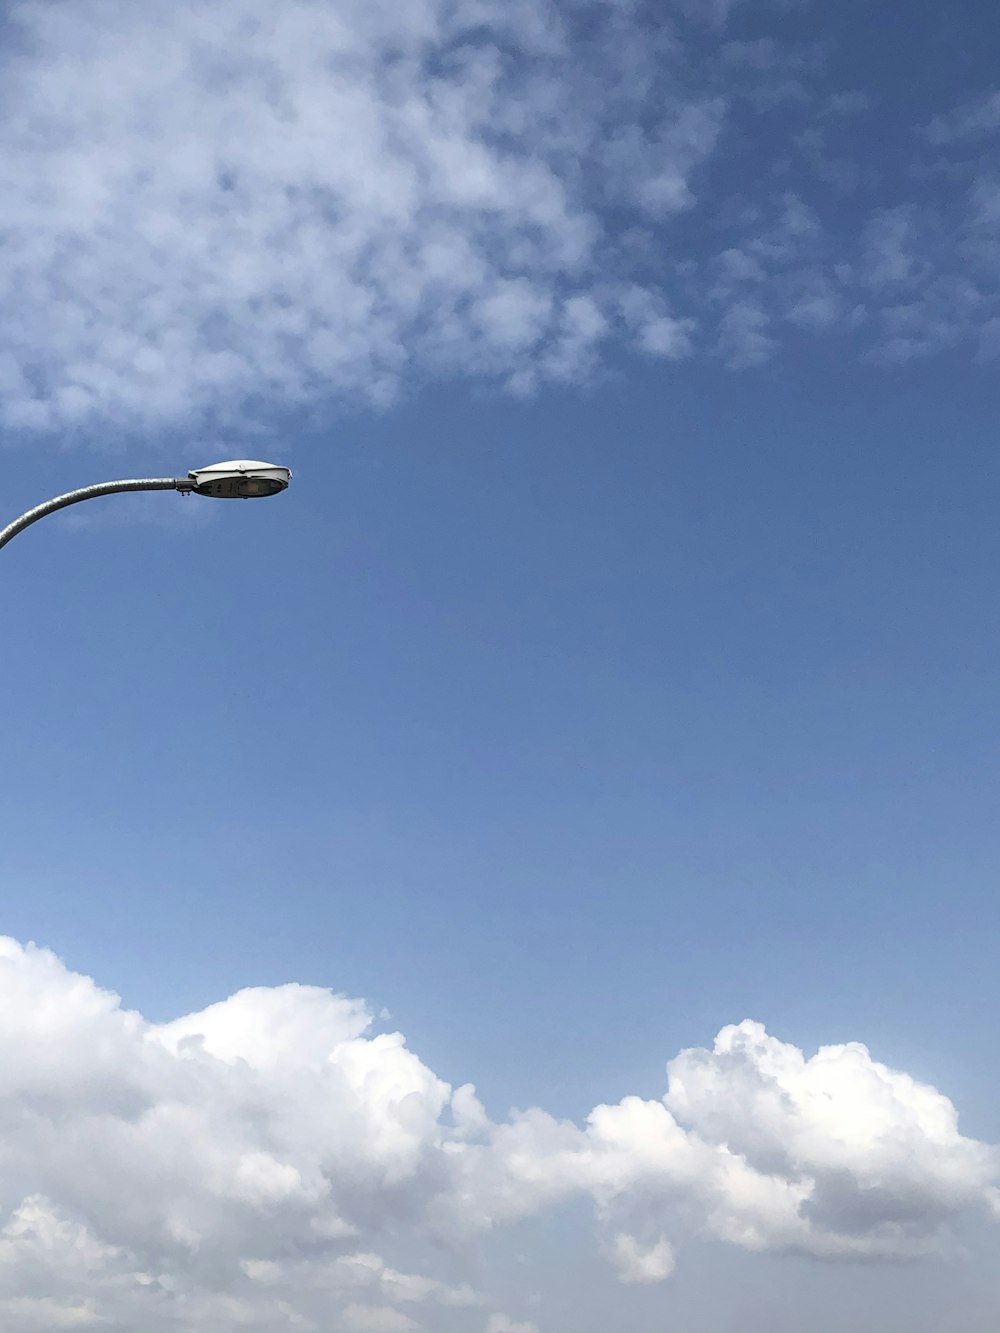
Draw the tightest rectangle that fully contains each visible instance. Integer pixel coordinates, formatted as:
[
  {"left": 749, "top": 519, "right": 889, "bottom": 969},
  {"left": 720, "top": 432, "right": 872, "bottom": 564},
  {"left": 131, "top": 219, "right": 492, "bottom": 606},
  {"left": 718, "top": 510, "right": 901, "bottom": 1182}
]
[{"left": 3, "top": 1, "right": 1000, "bottom": 1331}]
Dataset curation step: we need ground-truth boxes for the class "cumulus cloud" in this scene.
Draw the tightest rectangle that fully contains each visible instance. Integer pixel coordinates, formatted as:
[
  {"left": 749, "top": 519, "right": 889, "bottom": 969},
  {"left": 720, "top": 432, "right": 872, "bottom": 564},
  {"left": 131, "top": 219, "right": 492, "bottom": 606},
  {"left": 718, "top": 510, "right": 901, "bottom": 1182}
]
[{"left": 0, "top": 938, "right": 997, "bottom": 1332}]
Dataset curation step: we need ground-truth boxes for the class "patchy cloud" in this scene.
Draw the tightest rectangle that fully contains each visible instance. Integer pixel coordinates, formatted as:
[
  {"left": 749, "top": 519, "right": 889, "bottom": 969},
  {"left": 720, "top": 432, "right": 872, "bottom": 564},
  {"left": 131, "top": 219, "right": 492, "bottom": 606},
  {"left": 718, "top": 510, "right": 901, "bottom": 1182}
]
[
  {"left": 0, "top": 938, "right": 996, "bottom": 1332},
  {"left": 0, "top": 0, "right": 733, "bottom": 437},
  {"left": 485, "top": 1316, "right": 540, "bottom": 1333},
  {"left": 0, "top": 0, "right": 941, "bottom": 442},
  {"left": 925, "top": 91, "right": 1000, "bottom": 145},
  {"left": 2, "top": 0, "right": 1000, "bottom": 436},
  {"left": 609, "top": 1233, "right": 676, "bottom": 1283}
]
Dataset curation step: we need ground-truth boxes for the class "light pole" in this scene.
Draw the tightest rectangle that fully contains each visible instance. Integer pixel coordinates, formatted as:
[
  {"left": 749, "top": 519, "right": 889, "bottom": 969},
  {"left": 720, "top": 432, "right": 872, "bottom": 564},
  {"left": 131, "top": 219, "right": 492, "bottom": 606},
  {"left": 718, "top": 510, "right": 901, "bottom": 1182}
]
[{"left": 0, "top": 459, "right": 292, "bottom": 552}]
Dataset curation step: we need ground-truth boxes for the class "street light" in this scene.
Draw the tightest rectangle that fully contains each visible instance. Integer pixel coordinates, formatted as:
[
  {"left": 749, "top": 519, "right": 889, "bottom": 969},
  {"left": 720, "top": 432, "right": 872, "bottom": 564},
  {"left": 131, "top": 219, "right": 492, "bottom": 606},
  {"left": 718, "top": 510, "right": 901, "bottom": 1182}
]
[{"left": 0, "top": 459, "right": 292, "bottom": 552}]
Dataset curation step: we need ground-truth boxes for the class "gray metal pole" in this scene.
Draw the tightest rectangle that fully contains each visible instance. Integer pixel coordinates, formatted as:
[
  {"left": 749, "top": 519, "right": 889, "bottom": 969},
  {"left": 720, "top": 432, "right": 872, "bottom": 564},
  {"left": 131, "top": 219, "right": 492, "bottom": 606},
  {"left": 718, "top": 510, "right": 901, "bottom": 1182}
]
[{"left": 0, "top": 477, "right": 193, "bottom": 552}]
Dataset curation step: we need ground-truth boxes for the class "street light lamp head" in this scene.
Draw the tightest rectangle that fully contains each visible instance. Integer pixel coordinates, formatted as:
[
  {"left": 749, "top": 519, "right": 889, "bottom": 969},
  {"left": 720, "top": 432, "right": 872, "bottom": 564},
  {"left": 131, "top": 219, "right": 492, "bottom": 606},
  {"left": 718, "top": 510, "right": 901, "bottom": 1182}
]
[
  {"left": 0, "top": 461, "right": 293, "bottom": 552},
  {"left": 187, "top": 459, "right": 292, "bottom": 500}
]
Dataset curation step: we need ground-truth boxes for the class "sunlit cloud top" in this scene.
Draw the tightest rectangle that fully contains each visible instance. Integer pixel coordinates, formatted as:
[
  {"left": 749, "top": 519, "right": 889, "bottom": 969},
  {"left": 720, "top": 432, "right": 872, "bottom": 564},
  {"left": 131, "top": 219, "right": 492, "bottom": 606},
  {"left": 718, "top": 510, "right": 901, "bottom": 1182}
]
[{"left": 0, "top": 937, "right": 997, "bottom": 1332}]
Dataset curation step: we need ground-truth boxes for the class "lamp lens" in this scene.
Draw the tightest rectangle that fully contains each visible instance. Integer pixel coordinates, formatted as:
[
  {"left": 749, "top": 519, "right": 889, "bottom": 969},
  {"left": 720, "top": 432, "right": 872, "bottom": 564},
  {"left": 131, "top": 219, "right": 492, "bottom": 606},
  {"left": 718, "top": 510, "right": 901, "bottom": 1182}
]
[
  {"left": 239, "top": 478, "right": 281, "bottom": 496},
  {"left": 193, "top": 471, "right": 286, "bottom": 498}
]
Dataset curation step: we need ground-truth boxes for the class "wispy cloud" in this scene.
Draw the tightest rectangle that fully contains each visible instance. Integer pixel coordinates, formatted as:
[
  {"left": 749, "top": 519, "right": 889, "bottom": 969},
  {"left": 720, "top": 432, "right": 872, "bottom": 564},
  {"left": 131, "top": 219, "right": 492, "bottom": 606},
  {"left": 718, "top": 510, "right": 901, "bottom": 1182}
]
[
  {"left": 0, "top": 0, "right": 735, "bottom": 438},
  {"left": 925, "top": 91, "right": 1000, "bottom": 145},
  {"left": 2, "top": 0, "right": 1000, "bottom": 438},
  {"left": 0, "top": 937, "right": 996, "bottom": 1331}
]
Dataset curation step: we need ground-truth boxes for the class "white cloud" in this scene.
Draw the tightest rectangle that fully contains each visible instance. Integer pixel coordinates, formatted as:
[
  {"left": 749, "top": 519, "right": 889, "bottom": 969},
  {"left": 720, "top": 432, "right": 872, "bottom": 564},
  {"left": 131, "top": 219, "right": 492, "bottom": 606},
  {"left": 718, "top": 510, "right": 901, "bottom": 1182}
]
[
  {"left": 823, "top": 90, "right": 872, "bottom": 117},
  {"left": 599, "top": 101, "right": 726, "bottom": 219},
  {"left": 716, "top": 301, "right": 775, "bottom": 367},
  {"left": 925, "top": 92, "right": 1000, "bottom": 145},
  {"left": 486, "top": 1316, "right": 540, "bottom": 1333},
  {"left": 663, "top": 1020, "right": 1000, "bottom": 1254},
  {"left": 0, "top": 938, "right": 997, "bottom": 1332},
  {"left": 5, "top": 0, "right": 1000, "bottom": 434},
  {"left": 342, "top": 1305, "right": 421, "bottom": 1333},
  {"left": 0, "top": 0, "right": 732, "bottom": 438},
  {"left": 845, "top": 91, "right": 1000, "bottom": 364},
  {"left": 861, "top": 207, "right": 930, "bottom": 291},
  {"left": 609, "top": 1233, "right": 676, "bottom": 1283},
  {"left": 619, "top": 286, "right": 695, "bottom": 359},
  {"left": 333, "top": 1253, "right": 481, "bottom": 1308}
]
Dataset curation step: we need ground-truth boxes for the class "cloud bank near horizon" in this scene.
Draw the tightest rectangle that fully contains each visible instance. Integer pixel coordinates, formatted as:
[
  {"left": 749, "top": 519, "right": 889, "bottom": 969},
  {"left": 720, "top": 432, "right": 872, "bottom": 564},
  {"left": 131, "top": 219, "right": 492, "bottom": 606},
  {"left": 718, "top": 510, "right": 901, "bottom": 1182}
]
[
  {"left": 1, "top": 0, "right": 999, "bottom": 440},
  {"left": 0, "top": 936, "right": 996, "bottom": 1332}
]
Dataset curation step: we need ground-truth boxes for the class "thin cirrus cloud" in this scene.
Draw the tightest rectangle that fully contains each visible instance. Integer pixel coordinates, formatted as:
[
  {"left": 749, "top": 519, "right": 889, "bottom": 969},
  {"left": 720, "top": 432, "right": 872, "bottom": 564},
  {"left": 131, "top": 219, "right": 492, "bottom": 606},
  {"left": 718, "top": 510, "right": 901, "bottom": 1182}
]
[{"left": 0, "top": 937, "right": 996, "bottom": 1333}]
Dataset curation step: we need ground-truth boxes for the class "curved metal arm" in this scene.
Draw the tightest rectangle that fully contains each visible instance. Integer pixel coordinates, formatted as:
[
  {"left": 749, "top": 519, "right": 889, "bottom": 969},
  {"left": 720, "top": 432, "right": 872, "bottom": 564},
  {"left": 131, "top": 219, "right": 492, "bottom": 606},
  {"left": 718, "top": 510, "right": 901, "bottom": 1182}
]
[{"left": 0, "top": 477, "right": 191, "bottom": 552}]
